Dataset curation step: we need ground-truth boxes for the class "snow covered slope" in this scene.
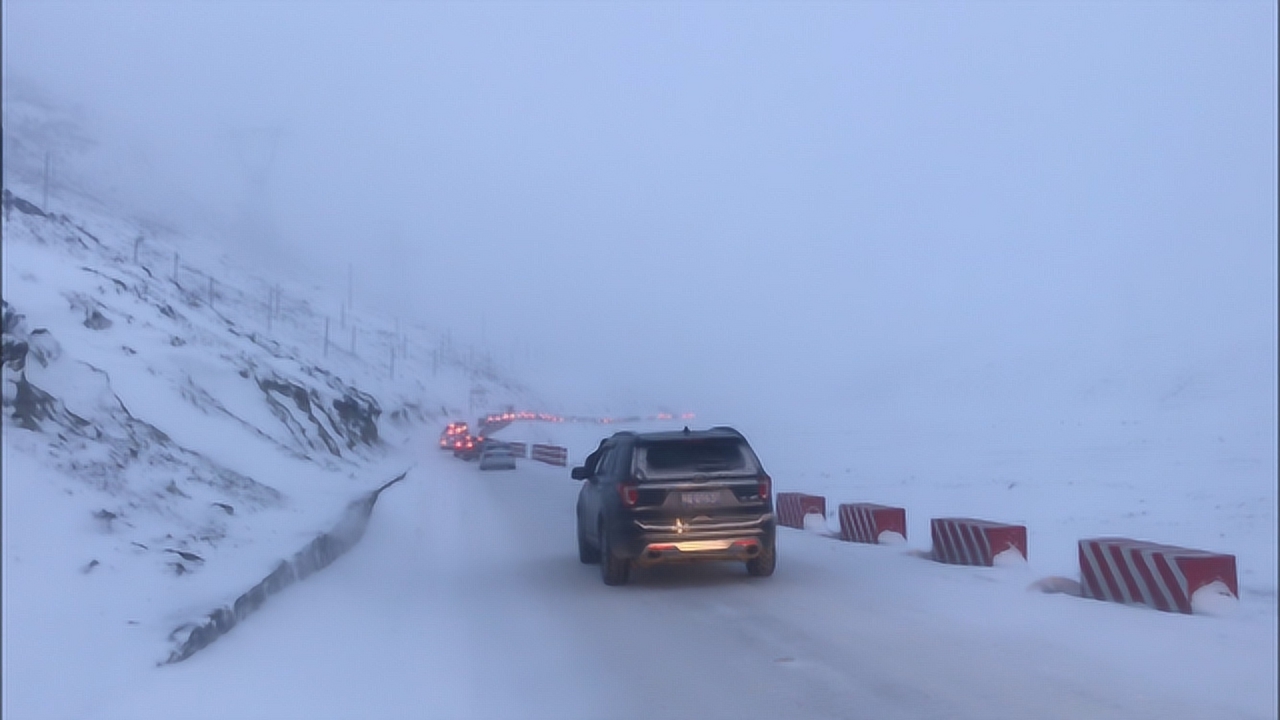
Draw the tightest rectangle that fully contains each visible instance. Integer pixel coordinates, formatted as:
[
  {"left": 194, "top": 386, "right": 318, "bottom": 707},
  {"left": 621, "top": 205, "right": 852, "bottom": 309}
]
[{"left": 0, "top": 134, "right": 538, "bottom": 717}]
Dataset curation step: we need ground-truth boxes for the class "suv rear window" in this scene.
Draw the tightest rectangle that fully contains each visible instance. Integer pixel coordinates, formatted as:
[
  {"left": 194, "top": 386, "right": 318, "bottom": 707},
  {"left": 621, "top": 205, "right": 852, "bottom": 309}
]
[{"left": 639, "top": 438, "right": 756, "bottom": 476}]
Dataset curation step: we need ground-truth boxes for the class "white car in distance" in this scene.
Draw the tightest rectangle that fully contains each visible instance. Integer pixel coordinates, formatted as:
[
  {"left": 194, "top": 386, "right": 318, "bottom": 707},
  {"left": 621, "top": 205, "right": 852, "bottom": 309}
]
[{"left": 478, "top": 443, "right": 517, "bottom": 471}]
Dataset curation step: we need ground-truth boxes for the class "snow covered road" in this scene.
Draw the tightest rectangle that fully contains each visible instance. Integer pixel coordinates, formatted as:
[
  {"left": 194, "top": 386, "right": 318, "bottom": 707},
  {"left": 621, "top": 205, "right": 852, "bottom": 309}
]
[{"left": 84, "top": 444, "right": 1275, "bottom": 720}]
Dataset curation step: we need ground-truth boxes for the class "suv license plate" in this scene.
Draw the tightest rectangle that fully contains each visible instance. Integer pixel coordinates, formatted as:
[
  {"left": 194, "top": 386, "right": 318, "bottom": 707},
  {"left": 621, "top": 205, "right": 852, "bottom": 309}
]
[
  {"left": 676, "top": 540, "right": 731, "bottom": 552},
  {"left": 682, "top": 491, "right": 720, "bottom": 506}
]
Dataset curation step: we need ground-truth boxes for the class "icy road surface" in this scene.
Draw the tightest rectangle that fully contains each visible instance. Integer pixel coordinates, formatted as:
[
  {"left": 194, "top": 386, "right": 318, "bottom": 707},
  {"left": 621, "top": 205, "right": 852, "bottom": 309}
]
[{"left": 87, "top": 446, "right": 1274, "bottom": 720}]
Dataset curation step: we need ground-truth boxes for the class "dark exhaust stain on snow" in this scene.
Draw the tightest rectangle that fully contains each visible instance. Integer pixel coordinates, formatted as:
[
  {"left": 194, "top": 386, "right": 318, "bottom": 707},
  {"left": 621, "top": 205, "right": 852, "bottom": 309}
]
[{"left": 162, "top": 470, "right": 409, "bottom": 665}]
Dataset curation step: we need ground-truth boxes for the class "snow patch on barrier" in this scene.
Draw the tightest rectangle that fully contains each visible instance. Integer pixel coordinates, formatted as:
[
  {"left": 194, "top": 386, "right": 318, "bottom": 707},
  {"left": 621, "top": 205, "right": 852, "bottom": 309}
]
[
  {"left": 877, "top": 530, "right": 907, "bottom": 546},
  {"left": 803, "top": 513, "right": 829, "bottom": 534},
  {"left": 993, "top": 546, "right": 1029, "bottom": 567},
  {"left": 1191, "top": 581, "right": 1240, "bottom": 617},
  {"left": 161, "top": 470, "right": 408, "bottom": 664}
]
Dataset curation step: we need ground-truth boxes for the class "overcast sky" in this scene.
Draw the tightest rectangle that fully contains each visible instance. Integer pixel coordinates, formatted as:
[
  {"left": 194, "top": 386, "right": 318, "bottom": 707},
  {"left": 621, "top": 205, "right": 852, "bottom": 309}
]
[{"left": 4, "top": 1, "right": 1276, "bottom": 435}]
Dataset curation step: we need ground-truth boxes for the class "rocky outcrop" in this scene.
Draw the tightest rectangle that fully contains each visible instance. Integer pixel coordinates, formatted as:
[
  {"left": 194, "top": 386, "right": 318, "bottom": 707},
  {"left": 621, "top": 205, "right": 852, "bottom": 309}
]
[
  {"left": 253, "top": 370, "right": 381, "bottom": 459},
  {"left": 3, "top": 301, "right": 80, "bottom": 431},
  {"left": 2, "top": 188, "right": 48, "bottom": 218},
  {"left": 258, "top": 375, "right": 343, "bottom": 457},
  {"left": 3, "top": 301, "right": 31, "bottom": 372},
  {"left": 333, "top": 389, "right": 380, "bottom": 447},
  {"left": 3, "top": 303, "right": 283, "bottom": 553}
]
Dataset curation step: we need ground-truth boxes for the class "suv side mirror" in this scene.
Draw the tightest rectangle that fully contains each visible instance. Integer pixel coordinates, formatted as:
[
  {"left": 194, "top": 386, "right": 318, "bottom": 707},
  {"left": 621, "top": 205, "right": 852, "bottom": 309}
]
[{"left": 571, "top": 466, "right": 589, "bottom": 481}]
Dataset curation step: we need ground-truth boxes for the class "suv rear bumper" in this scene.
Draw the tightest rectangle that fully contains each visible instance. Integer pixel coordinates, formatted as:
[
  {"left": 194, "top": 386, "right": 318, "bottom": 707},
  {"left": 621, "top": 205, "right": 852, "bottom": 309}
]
[
  {"left": 610, "top": 513, "right": 776, "bottom": 567},
  {"left": 634, "top": 537, "right": 766, "bottom": 567}
]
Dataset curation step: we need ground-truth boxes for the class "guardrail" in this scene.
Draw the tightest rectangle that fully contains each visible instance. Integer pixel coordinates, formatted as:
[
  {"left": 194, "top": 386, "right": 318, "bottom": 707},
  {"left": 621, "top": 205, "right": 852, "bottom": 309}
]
[
  {"left": 775, "top": 489, "right": 1238, "bottom": 616},
  {"left": 775, "top": 492, "right": 826, "bottom": 529},
  {"left": 1079, "top": 537, "right": 1236, "bottom": 614},
  {"left": 163, "top": 470, "right": 408, "bottom": 664},
  {"left": 530, "top": 444, "right": 567, "bottom": 466}
]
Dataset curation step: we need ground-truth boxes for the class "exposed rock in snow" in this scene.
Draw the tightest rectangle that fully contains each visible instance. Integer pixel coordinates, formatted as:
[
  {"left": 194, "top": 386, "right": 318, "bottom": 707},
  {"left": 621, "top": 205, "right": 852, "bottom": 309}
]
[{"left": 2, "top": 187, "right": 49, "bottom": 218}]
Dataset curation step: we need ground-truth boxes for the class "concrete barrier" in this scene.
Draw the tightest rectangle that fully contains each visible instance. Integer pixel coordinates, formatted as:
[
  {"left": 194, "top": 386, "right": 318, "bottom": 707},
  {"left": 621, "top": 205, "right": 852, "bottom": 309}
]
[
  {"left": 931, "top": 517, "right": 1027, "bottom": 566},
  {"left": 531, "top": 444, "right": 567, "bottom": 466},
  {"left": 1079, "top": 537, "right": 1237, "bottom": 614},
  {"left": 776, "top": 492, "right": 826, "bottom": 530},
  {"left": 838, "top": 502, "right": 907, "bottom": 544},
  {"left": 162, "top": 470, "right": 408, "bottom": 664}
]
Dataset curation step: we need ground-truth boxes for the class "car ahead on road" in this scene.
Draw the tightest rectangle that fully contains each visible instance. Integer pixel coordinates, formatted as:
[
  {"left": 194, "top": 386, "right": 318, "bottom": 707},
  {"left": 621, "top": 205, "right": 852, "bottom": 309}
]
[
  {"left": 456, "top": 435, "right": 508, "bottom": 461},
  {"left": 452, "top": 434, "right": 486, "bottom": 461},
  {"left": 478, "top": 443, "right": 517, "bottom": 471},
  {"left": 440, "top": 422, "right": 470, "bottom": 450},
  {"left": 573, "top": 426, "right": 776, "bottom": 585}
]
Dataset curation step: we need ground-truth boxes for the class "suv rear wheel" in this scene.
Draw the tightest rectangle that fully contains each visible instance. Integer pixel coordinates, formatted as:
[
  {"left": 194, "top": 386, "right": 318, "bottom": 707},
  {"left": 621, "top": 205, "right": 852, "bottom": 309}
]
[
  {"left": 599, "top": 520, "right": 630, "bottom": 586},
  {"left": 746, "top": 542, "right": 776, "bottom": 577},
  {"left": 577, "top": 515, "right": 600, "bottom": 564}
]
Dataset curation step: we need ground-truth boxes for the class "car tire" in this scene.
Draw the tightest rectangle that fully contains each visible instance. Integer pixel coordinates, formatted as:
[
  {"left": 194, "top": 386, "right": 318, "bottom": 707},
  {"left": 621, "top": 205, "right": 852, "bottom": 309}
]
[
  {"left": 578, "top": 516, "right": 600, "bottom": 564},
  {"left": 746, "top": 542, "right": 776, "bottom": 577},
  {"left": 599, "top": 521, "right": 630, "bottom": 586}
]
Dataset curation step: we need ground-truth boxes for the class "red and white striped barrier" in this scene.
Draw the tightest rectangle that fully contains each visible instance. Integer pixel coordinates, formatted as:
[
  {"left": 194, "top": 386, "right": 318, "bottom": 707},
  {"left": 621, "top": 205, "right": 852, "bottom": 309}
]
[
  {"left": 505, "top": 442, "right": 527, "bottom": 458},
  {"left": 931, "top": 517, "right": 1027, "bottom": 566},
  {"left": 838, "top": 503, "right": 907, "bottom": 544},
  {"left": 530, "top": 444, "right": 568, "bottom": 467},
  {"left": 1078, "top": 537, "right": 1238, "bottom": 614},
  {"left": 776, "top": 492, "right": 826, "bottom": 530}
]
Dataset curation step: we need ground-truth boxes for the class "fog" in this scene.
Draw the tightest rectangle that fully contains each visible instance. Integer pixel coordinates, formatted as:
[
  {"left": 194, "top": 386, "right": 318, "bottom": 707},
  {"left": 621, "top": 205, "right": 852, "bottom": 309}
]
[{"left": 5, "top": 2, "right": 1276, "bottom": 445}]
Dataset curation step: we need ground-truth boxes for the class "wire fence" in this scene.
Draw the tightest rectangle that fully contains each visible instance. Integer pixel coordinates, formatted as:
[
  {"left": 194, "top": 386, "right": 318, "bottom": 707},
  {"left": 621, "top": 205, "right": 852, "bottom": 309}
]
[
  {"left": 9, "top": 139, "right": 518, "bottom": 389},
  {"left": 157, "top": 242, "right": 504, "bottom": 382}
]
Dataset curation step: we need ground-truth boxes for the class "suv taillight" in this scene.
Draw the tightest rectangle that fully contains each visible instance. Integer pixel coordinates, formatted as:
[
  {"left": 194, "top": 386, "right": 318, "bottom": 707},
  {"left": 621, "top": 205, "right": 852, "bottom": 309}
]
[
  {"left": 758, "top": 473, "right": 771, "bottom": 501},
  {"left": 617, "top": 483, "right": 639, "bottom": 506}
]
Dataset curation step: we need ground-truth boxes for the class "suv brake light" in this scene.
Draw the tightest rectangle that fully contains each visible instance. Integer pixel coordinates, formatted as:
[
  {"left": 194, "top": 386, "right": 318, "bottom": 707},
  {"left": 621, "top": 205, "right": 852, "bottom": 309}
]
[
  {"left": 758, "top": 473, "right": 771, "bottom": 501},
  {"left": 617, "top": 483, "right": 639, "bottom": 506}
]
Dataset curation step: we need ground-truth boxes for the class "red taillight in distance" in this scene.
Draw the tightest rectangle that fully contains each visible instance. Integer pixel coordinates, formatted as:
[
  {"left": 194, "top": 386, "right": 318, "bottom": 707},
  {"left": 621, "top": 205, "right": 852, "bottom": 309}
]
[{"left": 758, "top": 473, "right": 771, "bottom": 501}]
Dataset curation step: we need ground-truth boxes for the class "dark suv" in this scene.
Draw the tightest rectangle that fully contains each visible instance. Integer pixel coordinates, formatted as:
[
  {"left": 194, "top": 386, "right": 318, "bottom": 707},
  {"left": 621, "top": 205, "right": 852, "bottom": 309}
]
[{"left": 572, "top": 426, "right": 776, "bottom": 585}]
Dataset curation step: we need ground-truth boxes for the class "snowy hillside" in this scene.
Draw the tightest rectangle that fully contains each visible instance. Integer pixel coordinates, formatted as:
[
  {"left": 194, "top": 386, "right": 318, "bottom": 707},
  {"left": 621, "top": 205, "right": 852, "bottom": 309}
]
[
  {"left": 1, "top": 102, "right": 550, "bottom": 716},
  {"left": 1, "top": 174, "right": 539, "bottom": 564}
]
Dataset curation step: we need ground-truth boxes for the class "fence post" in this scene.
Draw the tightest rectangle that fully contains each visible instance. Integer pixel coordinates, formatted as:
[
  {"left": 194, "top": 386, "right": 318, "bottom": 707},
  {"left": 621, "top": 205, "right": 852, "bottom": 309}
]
[
  {"left": 173, "top": 253, "right": 180, "bottom": 280},
  {"left": 43, "top": 151, "right": 51, "bottom": 209},
  {"left": 208, "top": 278, "right": 215, "bottom": 307}
]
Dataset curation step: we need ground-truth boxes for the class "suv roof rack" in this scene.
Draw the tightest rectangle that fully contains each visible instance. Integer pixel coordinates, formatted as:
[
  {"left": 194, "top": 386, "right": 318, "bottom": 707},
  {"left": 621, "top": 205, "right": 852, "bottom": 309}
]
[{"left": 629, "top": 426, "right": 745, "bottom": 443}]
